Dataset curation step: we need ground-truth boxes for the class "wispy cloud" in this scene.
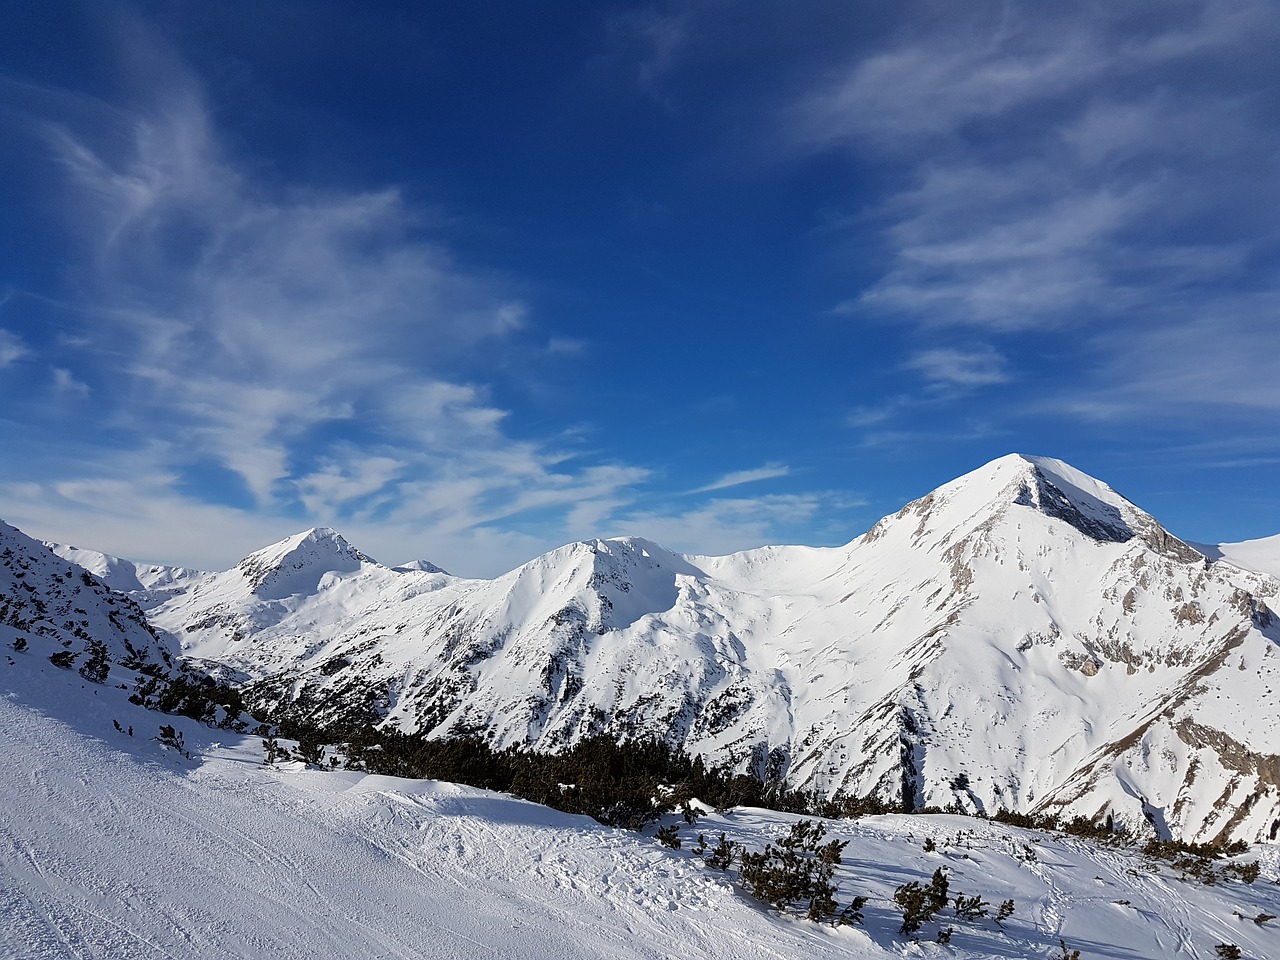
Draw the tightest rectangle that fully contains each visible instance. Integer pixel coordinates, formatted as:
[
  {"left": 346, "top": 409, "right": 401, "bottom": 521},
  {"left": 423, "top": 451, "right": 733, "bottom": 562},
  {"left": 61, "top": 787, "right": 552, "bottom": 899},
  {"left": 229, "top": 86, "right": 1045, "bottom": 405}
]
[
  {"left": 691, "top": 462, "right": 790, "bottom": 493},
  {"left": 0, "top": 329, "right": 26, "bottom": 366},
  {"left": 611, "top": 5, "right": 691, "bottom": 104},
  {"left": 1045, "top": 295, "right": 1280, "bottom": 421},
  {"left": 846, "top": 396, "right": 912, "bottom": 429},
  {"left": 789, "top": 0, "right": 1280, "bottom": 426},
  {"left": 0, "top": 24, "right": 657, "bottom": 575},
  {"left": 51, "top": 368, "right": 90, "bottom": 397},
  {"left": 610, "top": 491, "right": 857, "bottom": 557},
  {"left": 904, "top": 346, "right": 1008, "bottom": 388}
]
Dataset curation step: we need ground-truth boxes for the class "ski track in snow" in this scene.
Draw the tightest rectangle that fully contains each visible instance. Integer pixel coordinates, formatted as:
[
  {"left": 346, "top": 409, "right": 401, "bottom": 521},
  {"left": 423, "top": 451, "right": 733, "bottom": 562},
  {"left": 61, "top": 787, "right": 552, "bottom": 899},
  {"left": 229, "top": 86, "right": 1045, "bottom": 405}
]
[
  {"left": 3, "top": 637, "right": 1279, "bottom": 959},
  {"left": 0, "top": 650, "right": 883, "bottom": 960}
]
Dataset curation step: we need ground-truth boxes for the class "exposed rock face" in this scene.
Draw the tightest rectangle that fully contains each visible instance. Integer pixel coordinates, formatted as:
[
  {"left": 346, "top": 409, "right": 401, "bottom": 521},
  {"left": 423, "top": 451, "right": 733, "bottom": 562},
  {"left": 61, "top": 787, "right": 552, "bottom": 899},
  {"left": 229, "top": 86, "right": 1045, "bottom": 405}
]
[
  {"left": 1, "top": 521, "right": 174, "bottom": 673},
  {"left": 21, "top": 454, "right": 1280, "bottom": 844}
]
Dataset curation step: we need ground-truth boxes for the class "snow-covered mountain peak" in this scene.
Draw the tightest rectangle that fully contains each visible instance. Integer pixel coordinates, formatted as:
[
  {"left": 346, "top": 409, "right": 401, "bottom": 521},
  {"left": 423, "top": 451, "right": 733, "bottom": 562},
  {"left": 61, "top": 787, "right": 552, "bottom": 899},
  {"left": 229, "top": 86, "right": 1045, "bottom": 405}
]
[
  {"left": 392, "top": 558, "right": 451, "bottom": 575},
  {"left": 16, "top": 452, "right": 1275, "bottom": 846},
  {"left": 862, "top": 454, "right": 1202, "bottom": 564},
  {"left": 487, "top": 535, "right": 708, "bottom": 637},
  {"left": 45, "top": 540, "right": 207, "bottom": 596},
  {"left": 235, "top": 527, "right": 375, "bottom": 600},
  {"left": 926, "top": 453, "right": 1132, "bottom": 534}
]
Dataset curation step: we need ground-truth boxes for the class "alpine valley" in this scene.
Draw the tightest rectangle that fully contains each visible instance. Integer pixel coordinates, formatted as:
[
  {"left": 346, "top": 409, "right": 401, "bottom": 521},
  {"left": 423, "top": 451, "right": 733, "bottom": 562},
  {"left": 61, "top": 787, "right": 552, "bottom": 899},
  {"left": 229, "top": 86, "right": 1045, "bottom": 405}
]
[{"left": 16, "top": 453, "right": 1279, "bottom": 850}]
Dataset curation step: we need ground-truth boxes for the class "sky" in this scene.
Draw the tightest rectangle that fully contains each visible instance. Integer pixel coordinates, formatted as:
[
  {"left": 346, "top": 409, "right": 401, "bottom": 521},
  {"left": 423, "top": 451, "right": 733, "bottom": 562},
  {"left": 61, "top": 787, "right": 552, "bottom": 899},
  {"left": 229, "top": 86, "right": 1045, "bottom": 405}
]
[{"left": 1, "top": 1, "right": 1278, "bottom": 577}]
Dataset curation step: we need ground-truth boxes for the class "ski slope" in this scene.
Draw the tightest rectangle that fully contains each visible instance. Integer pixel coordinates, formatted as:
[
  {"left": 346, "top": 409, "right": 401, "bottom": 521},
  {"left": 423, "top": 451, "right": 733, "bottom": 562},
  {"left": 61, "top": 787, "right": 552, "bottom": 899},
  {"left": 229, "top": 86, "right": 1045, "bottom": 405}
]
[{"left": 3, "top": 627, "right": 1277, "bottom": 960}]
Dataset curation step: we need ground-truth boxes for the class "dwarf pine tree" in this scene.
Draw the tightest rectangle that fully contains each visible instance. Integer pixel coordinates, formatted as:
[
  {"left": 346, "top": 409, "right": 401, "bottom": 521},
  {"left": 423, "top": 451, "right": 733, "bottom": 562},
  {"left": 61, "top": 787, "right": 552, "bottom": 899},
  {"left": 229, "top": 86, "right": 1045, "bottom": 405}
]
[
  {"left": 703, "top": 833, "right": 738, "bottom": 870},
  {"left": 894, "top": 866, "right": 949, "bottom": 934},
  {"left": 952, "top": 892, "right": 989, "bottom": 921},
  {"left": 739, "top": 820, "right": 849, "bottom": 922},
  {"left": 78, "top": 640, "right": 110, "bottom": 684},
  {"left": 48, "top": 649, "right": 78, "bottom": 669},
  {"left": 295, "top": 737, "right": 326, "bottom": 767}
]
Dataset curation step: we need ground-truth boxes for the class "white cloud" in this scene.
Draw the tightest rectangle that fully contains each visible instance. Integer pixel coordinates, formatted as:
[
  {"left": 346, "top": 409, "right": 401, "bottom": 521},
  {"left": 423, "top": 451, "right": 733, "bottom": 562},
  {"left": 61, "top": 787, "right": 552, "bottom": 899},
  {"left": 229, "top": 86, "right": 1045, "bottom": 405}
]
[
  {"left": 0, "top": 27, "right": 663, "bottom": 576},
  {"left": 295, "top": 452, "right": 405, "bottom": 517},
  {"left": 905, "top": 346, "right": 1009, "bottom": 388},
  {"left": 790, "top": 3, "right": 1280, "bottom": 328},
  {"left": 787, "top": 1, "right": 1280, "bottom": 433},
  {"left": 1044, "top": 296, "right": 1280, "bottom": 420},
  {"left": 51, "top": 367, "right": 90, "bottom": 397},
  {"left": 609, "top": 492, "right": 849, "bottom": 557},
  {"left": 793, "top": 13, "right": 1104, "bottom": 151},
  {"left": 691, "top": 462, "right": 790, "bottom": 493},
  {"left": 606, "top": 4, "right": 692, "bottom": 105},
  {"left": 846, "top": 399, "right": 905, "bottom": 429},
  {"left": 0, "top": 329, "right": 26, "bottom": 366}
]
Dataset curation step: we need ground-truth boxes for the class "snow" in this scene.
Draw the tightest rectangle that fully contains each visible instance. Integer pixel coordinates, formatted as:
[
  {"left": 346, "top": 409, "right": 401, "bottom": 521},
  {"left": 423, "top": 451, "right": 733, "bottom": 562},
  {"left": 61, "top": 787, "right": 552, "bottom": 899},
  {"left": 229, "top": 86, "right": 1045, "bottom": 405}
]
[
  {"left": 2, "top": 630, "right": 1278, "bottom": 960},
  {"left": 1209, "top": 534, "right": 1280, "bottom": 581}
]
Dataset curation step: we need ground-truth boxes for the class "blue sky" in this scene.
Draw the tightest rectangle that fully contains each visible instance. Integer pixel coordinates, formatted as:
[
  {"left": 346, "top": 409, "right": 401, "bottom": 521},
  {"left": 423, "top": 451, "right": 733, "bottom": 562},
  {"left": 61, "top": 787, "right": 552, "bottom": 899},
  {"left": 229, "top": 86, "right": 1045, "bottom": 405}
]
[{"left": 1, "top": 1, "right": 1277, "bottom": 575}]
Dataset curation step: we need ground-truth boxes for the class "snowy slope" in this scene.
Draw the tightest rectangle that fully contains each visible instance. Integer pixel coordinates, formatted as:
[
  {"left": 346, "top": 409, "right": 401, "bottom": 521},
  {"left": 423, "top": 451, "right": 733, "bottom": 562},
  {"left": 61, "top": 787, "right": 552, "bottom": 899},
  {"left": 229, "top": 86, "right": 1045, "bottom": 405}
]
[
  {"left": 19, "top": 454, "right": 1280, "bottom": 845},
  {"left": 0, "top": 521, "right": 174, "bottom": 674},
  {"left": 1208, "top": 534, "right": 1280, "bottom": 581},
  {"left": 44, "top": 541, "right": 205, "bottom": 599},
  {"left": 1, "top": 637, "right": 1277, "bottom": 960}
]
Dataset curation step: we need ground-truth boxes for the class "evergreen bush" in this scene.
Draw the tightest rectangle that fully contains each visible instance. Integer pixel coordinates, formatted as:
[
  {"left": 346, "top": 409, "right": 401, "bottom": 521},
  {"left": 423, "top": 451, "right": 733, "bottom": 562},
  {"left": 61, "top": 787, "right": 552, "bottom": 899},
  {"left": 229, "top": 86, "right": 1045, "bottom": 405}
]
[
  {"left": 48, "top": 650, "right": 78, "bottom": 669},
  {"left": 894, "top": 866, "right": 949, "bottom": 934},
  {"left": 739, "top": 820, "right": 849, "bottom": 922}
]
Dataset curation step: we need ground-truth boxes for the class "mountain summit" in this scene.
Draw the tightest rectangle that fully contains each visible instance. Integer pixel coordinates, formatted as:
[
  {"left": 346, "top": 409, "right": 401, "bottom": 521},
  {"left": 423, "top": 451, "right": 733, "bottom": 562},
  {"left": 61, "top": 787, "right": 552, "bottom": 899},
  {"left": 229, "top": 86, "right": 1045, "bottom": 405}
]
[
  {"left": 235, "top": 527, "right": 374, "bottom": 600},
  {"left": 859, "top": 453, "right": 1199, "bottom": 560}
]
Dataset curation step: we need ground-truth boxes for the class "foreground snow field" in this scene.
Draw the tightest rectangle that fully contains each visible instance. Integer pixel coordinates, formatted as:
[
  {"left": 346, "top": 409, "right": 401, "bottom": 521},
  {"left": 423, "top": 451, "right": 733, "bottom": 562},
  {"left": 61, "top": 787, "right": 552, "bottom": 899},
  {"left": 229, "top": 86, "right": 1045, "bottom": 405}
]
[{"left": 3, "top": 632, "right": 1277, "bottom": 960}]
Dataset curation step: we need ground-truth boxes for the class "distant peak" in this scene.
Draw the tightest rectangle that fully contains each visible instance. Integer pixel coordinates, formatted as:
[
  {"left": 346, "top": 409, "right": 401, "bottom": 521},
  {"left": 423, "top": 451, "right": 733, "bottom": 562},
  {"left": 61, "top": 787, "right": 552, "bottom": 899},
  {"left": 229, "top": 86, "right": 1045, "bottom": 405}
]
[
  {"left": 236, "top": 527, "right": 374, "bottom": 599},
  {"left": 393, "top": 558, "right": 451, "bottom": 576},
  {"left": 299, "top": 526, "right": 344, "bottom": 543},
  {"left": 860, "top": 454, "right": 1204, "bottom": 561}
]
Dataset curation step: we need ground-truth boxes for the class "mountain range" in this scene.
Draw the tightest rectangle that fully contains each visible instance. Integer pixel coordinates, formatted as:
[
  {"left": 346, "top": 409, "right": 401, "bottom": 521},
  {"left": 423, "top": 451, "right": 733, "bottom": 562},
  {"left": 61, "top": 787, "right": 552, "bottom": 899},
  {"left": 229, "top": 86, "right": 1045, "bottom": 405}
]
[{"left": 10, "top": 453, "right": 1279, "bottom": 846}]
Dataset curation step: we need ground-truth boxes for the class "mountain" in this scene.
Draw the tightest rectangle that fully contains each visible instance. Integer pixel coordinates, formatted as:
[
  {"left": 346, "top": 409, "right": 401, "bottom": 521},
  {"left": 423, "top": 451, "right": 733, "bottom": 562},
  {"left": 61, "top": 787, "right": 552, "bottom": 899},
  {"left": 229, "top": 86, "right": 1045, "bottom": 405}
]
[
  {"left": 1, "top": 520, "right": 175, "bottom": 674},
  {"left": 103, "top": 453, "right": 1275, "bottom": 846},
  {"left": 46, "top": 540, "right": 207, "bottom": 605}
]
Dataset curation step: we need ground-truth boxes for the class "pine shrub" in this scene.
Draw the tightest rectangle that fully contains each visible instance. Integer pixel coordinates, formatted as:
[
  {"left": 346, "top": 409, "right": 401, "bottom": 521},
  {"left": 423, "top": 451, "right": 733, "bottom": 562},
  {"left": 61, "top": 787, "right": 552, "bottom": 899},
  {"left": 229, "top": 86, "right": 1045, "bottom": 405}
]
[
  {"left": 262, "top": 736, "right": 288, "bottom": 765},
  {"left": 739, "top": 820, "right": 848, "bottom": 922},
  {"left": 952, "top": 892, "right": 989, "bottom": 921},
  {"left": 78, "top": 640, "right": 110, "bottom": 683},
  {"left": 656, "top": 824, "right": 681, "bottom": 849},
  {"left": 894, "top": 866, "right": 949, "bottom": 934},
  {"left": 155, "top": 724, "right": 190, "bottom": 759},
  {"left": 703, "top": 833, "right": 738, "bottom": 870},
  {"left": 296, "top": 737, "right": 326, "bottom": 767}
]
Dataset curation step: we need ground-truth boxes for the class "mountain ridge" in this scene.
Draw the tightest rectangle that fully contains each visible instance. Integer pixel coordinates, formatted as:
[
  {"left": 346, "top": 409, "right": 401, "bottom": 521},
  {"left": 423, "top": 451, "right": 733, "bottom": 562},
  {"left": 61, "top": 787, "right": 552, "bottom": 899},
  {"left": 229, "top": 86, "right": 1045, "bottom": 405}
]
[{"left": 16, "top": 453, "right": 1280, "bottom": 844}]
